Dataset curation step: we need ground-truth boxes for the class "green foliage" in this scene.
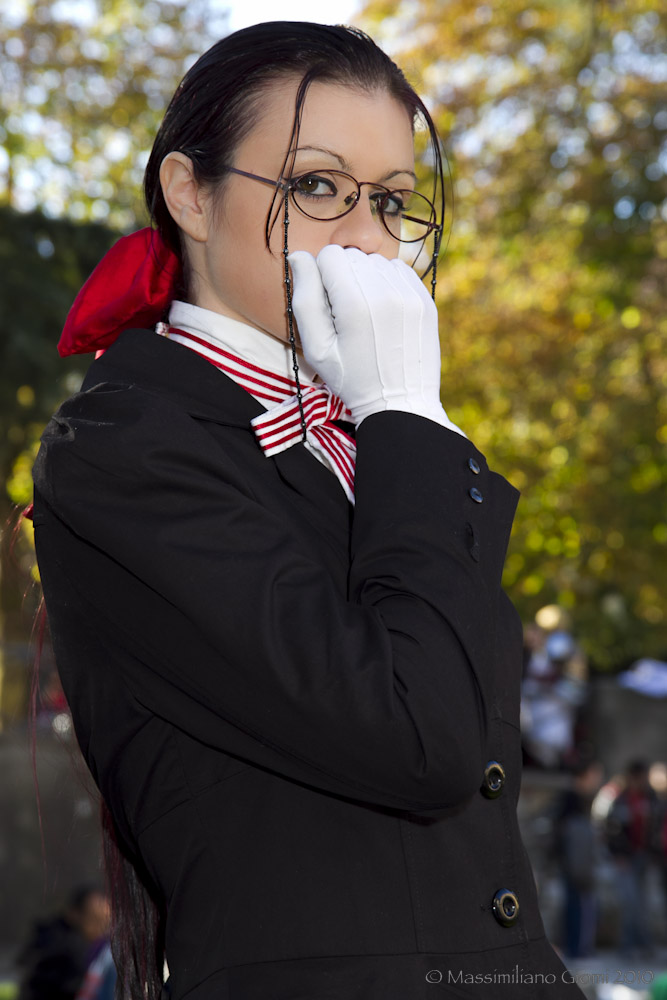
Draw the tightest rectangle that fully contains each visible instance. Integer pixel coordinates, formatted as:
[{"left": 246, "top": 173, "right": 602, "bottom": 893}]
[
  {"left": 361, "top": 0, "right": 667, "bottom": 668},
  {"left": 0, "top": 204, "right": 118, "bottom": 496},
  {"left": 0, "top": 0, "right": 228, "bottom": 227}
]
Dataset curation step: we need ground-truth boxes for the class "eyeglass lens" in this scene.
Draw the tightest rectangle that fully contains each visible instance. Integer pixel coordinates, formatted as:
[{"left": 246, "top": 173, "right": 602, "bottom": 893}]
[{"left": 291, "top": 171, "right": 436, "bottom": 243}]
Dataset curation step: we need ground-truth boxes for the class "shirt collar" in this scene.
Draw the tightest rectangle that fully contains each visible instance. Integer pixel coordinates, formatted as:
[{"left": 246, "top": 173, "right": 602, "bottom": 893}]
[{"left": 167, "top": 301, "right": 321, "bottom": 387}]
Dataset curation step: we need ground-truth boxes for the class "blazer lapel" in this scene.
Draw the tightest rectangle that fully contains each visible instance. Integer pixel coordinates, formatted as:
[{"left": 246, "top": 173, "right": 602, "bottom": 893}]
[
  {"left": 81, "top": 328, "right": 353, "bottom": 523},
  {"left": 273, "top": 439, "right": 349, "bottom": 508}
]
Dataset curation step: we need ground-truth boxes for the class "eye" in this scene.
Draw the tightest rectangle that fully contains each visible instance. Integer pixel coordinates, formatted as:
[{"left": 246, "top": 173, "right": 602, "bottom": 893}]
[
  {"left": 377, "top": 191, "right": 405, "bottom": 217},
  {"left": 292, "top": 172, "right": 338, "bottom": 199}
]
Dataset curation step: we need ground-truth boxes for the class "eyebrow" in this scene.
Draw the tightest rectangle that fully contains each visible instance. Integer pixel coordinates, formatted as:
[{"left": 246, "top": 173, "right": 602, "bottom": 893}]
[{"left": 293, "top": 144, "right": 418, "bottom": 182}]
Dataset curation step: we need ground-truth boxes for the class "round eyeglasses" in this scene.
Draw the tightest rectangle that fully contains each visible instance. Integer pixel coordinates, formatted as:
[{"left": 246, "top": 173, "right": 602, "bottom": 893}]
[{"left": 226, "top": 166, "right": 441, "bottom": 244}]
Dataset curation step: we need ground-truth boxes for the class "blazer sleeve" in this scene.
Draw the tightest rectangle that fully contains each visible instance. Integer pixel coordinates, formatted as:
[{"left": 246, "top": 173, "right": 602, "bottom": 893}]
[{"left": 33, "top": 382, "right": 520, "bottom": 813}]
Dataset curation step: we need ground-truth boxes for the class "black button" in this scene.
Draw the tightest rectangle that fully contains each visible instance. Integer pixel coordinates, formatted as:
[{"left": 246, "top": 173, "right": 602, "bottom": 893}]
[
  {"left": 468, "top": 457, "right": 481, "bottom": 474},
  {"left": 492, "top": 889, "right": 520, "bottom": 927},
  {"left": 481, "top": 760, "right": 505, "bottom": 799},
  {"left": 469, "top": 487, "right": 483, "bottom": 503}
]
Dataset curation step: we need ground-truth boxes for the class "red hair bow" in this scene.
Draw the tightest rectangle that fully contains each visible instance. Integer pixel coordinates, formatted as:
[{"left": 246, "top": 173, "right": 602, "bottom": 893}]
[{"left": 58, "top": 228, "right": 181, "bottom": 357}]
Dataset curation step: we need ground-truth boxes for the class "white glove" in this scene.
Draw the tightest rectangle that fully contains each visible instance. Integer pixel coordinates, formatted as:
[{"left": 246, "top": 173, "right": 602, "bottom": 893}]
[{"left": 288, "top": 245, "right": 465, "bottom": 435}]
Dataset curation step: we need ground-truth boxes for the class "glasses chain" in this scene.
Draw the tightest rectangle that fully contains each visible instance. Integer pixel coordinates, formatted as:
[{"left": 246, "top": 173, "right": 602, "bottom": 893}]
[
  {"left": 430, "top": 227, "right": 441, "bottom": 301},
  {"left": 282, "top": 190, "right": 308, "bottom": 443}
]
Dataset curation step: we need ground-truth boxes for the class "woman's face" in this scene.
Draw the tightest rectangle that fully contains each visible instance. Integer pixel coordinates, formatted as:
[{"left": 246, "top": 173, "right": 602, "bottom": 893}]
[{"left": 188, "top": 79, "right": 416, "bottom": 343}]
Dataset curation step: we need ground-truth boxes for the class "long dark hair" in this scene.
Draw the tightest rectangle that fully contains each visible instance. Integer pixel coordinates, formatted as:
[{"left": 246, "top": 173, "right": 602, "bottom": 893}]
[{"left": 109, "top": 21, "right": 446, "bottom": 1000}]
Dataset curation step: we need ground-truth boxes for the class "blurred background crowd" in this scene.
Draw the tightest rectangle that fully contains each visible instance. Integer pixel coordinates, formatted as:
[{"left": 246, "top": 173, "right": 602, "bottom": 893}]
[{"left": 0, "top": 0, "right": 665, "bottom": 997}]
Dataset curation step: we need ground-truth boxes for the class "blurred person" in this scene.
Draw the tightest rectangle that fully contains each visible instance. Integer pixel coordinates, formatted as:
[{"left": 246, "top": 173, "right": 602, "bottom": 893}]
[
  {"left": 522, "top": 621, "right": 548, "bottom": 677},
  {"left": 17, "top": 887, "right": 110, "bottom": 1000},
  {"left": 522, "top": 630, "right": 588, "bottom": 769},
  {"left": 605, "top": 759, "right": 660, "bottom": 956},
  {"left": 74, "top": 942, "right": 116, "bottom": 1000},
  {"left": 652, "top": 774, "right": 667, "bottom": 935},
  {"left": 553, "top": 759, "right": 604, "bottom": 958}
]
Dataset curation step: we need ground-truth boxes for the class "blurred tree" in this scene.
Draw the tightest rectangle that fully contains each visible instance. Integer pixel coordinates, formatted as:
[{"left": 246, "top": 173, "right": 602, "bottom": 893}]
[
  {"left": 0, "top": 0, "right": 229, "bottom": 227},
  {"left": 0, "top": 205, "right": 117, "bottom": 722},
  {"left": 361, "top": 0, "right": 667, "bottom": 668},
  {"left": 0, "top": 0, "right": 229, "bottom": 722}
]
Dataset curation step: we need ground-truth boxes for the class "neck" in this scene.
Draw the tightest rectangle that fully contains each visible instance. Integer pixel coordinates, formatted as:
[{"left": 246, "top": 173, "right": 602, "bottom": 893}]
[{"left": 166, "top": 300, "right": 320, "bottom": 384}]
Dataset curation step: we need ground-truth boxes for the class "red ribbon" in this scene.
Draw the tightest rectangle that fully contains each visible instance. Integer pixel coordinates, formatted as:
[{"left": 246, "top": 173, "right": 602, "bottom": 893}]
[{"left": 58, "top": 228, "right": 181, "bottom": 357}]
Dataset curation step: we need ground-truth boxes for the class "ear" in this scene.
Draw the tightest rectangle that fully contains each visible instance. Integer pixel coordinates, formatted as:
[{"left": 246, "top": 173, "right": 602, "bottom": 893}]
[{"left": 159, "top": 152, "right": 210, "bottom": 243}]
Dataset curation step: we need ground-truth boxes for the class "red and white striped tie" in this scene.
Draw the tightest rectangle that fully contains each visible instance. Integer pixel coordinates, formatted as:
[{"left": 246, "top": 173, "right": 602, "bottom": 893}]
[{"left": 161, "top": 326, "right": 357, "bottom": 503}]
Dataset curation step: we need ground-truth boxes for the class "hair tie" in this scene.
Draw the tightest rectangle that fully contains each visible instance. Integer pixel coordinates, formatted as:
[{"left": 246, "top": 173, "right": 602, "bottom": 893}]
[{"left": 58, "top": 228, "right": 181, "bottom": 357}]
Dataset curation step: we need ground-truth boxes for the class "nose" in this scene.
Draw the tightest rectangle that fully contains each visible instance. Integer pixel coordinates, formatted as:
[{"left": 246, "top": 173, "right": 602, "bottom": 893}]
[{"left": 328, "top": 193, "right": 391, "bottom": 256}]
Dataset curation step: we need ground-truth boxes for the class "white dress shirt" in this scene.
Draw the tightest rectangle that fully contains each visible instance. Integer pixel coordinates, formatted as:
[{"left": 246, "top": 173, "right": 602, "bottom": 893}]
[{"left": 159, "top": 300, "right": 340, "bottom": 477}]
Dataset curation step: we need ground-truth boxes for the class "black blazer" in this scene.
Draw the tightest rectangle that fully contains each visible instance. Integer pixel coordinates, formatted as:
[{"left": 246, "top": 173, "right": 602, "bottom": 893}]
[{"left": 33, "top": 329, "right": 583, "bottom": 999}]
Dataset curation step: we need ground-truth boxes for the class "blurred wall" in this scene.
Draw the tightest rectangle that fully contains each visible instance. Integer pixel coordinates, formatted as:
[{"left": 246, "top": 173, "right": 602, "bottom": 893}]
[{"left": 591, "top": 677, "right": 667, "bottom": 777}]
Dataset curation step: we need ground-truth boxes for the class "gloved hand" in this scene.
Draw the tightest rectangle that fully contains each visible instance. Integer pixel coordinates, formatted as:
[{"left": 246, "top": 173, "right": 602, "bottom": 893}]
[{"left": 288, "top": 245, "right": 464, "bottom": 435}]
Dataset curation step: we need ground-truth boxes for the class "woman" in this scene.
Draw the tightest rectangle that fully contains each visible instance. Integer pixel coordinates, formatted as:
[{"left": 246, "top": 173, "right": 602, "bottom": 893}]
[{"left": 32, "top": 21, "right": 585, "bottom": 1000}]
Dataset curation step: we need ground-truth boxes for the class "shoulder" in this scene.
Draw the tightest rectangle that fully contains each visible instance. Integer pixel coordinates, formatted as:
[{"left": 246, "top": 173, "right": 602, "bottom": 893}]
[
  {"left": 37, "top": 380, "right": 190, "bottom": 465},
  {"left": 43, "top": 379, "right": 188, "bottom": 437},
  {"left": 33, "top": 379, "right": 244, "bottom": 515}
]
